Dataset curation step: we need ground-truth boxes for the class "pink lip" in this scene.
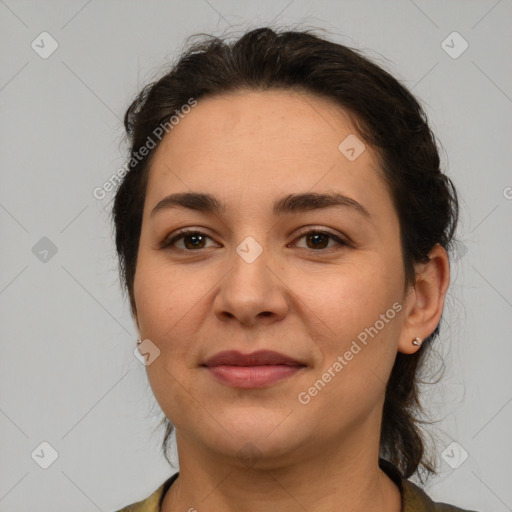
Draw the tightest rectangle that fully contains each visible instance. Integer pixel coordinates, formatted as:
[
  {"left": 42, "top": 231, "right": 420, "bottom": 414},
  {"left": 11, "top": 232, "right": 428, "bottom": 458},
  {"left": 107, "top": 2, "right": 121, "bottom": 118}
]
[{"left": 202, "top": 350, "right": 306, "bottom": 389}]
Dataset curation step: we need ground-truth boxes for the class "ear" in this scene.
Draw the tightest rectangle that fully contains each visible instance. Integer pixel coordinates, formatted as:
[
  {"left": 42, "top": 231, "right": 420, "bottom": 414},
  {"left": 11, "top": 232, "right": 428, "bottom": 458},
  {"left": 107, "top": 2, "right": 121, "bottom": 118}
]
[{"left": 398, "top": 243, "right": 451, "bottom": 354}]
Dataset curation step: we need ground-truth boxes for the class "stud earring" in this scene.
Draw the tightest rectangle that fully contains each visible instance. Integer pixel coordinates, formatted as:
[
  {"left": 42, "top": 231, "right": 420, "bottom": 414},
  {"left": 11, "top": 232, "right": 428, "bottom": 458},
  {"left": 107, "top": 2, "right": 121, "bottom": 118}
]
[
  {"left": 412, "top": 337, "right": 422, "bottom": 347},
  {"left": 136, "top": 338, "right": 141, "bottom": 345}
]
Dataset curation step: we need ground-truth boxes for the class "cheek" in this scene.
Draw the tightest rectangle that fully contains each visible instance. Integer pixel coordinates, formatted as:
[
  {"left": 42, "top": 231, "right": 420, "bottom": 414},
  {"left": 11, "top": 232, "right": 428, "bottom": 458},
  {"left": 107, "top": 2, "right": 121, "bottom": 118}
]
[
  {"left": 294, "top": 258, "right": 397, "bottom": 335},
  {"left": 134, "top": 258, "right": 206, "bottom": 427},
  {"left": 293, "top": 256, "right": 403, "bottom": 384},
  {"left": 134, "top": 254, "right": 203, "bottom": 338},
  {"left": 292, "top": 268, "right": 401, "bottom": 430}
]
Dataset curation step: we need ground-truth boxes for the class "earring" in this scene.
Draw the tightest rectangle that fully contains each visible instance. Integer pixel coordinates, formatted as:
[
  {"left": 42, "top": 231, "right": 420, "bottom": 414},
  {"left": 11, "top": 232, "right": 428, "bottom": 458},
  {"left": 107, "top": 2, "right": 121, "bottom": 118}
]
[
  {"left": 412, "top": 337, "right": 422, "bottom": 347},
  {"left": 136, "top": 338, "right": 141, "bottom": 345}
]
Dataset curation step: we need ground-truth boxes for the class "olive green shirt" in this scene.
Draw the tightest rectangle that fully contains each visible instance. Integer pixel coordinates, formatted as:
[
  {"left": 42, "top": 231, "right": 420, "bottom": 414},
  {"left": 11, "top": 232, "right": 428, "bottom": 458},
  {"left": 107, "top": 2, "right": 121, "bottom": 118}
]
[{"left": 114, "top": 459, "right": 478, "bottom": 512}]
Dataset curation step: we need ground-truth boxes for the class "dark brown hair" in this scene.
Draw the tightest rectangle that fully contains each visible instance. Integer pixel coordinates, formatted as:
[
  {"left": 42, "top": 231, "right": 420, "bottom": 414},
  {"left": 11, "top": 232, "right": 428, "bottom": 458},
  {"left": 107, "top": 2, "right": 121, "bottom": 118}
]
[{"left": 113, "top": 26, "right": 459, "bottom": 480}]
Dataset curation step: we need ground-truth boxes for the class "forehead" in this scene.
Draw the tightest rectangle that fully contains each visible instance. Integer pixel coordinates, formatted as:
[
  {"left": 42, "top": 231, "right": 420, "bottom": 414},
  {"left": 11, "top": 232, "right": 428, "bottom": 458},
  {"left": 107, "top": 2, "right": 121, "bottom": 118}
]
[
  {"left": 144, "top": 89, "right": 392, "bottom": 221},
  {"left": 154, "top": 89, "right": 361, "bottom": 165}
]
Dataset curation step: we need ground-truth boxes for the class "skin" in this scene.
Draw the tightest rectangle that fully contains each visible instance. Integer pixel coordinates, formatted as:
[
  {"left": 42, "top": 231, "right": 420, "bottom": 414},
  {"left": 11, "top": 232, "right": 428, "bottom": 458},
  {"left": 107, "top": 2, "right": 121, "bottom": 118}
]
[{"left": 132, "top": 89, "right": 450, "bottom": 512}]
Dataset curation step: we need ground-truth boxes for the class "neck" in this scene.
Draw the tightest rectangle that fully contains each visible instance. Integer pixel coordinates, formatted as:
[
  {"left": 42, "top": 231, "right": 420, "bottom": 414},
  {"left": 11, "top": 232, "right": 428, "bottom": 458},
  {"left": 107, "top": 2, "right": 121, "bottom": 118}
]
[{"left": 161, "top": 424, "right": 401, "bottom": 512}]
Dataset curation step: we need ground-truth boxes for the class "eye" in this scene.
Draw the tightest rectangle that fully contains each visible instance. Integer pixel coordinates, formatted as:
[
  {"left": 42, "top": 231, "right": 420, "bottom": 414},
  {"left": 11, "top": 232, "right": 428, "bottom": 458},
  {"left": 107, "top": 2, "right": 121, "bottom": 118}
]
[
  {"left": 160, "top": 228, "right": 348, "bottom": 252},
  {"left": 291, "top": 229, "right": 347, "bottom": 251},
  {"left": 160, "top": 229, "right": 217, "bottom": 251}
]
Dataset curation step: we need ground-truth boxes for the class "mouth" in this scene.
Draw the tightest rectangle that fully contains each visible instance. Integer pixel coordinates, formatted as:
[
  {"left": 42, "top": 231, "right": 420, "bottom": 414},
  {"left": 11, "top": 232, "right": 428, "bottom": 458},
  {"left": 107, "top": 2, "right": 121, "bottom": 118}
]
[{"left": 201, "top": 350, "right": 307, "bottom": 389}]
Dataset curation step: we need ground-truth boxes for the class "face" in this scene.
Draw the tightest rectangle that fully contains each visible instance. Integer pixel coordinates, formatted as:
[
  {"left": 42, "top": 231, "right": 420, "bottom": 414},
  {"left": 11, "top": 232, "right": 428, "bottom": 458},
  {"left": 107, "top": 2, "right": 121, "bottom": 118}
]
[{"left": 133, "top": 90, "right": 414, "bottom": 468}]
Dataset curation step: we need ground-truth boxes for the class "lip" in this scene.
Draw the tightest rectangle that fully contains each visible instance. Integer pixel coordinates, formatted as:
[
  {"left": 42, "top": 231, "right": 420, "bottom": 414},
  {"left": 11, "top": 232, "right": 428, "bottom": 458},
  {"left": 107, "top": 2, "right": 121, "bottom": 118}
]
[
  {"left": 202, "top": 350, "right": 307, "bottom": 389},
  {"left": 203, "top": 350, "right": 304, "bottom": 367}
]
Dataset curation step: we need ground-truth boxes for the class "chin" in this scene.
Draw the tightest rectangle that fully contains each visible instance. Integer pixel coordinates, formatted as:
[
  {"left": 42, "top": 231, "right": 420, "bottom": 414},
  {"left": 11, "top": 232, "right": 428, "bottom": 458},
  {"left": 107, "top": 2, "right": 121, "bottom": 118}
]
[
  {"left": 205, "top": 415, "right": 308, "bottom": 464},
  {"left": 214, "top": 436, "right": 303, "bottom": 471}
]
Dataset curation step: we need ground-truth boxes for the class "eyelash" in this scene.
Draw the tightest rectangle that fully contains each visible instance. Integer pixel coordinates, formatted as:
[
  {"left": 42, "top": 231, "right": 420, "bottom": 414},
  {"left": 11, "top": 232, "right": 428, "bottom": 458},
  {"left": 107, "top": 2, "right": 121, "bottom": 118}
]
[{"left": 159, "top": 228, "right": 349, "bottom": 252}]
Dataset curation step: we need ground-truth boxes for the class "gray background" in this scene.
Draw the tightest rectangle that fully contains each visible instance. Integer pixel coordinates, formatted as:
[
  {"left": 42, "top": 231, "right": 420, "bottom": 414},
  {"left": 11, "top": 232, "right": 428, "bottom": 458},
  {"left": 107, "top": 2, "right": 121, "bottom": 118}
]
[{"left": 1, "top": 1, "right": 511, "bottom": 511}]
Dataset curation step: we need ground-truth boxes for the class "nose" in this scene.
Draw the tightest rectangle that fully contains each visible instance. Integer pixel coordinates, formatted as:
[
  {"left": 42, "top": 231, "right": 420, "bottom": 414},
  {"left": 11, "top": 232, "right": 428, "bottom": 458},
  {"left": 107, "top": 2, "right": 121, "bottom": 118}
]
[{"left": 213, "top": 240, "right": 289, "bottom": 327}]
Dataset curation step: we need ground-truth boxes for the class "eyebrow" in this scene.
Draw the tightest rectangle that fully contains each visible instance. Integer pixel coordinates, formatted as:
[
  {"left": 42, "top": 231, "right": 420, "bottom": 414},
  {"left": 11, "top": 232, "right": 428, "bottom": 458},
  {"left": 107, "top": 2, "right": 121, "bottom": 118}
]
[{"left": 150, "top": 191, "right": 372, "bottom": 220}]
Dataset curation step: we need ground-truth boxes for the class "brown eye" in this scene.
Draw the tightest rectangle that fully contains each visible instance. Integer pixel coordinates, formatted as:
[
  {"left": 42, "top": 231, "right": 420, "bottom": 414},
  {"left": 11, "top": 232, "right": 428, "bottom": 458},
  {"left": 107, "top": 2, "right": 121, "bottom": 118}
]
[
  {"left": 161, "top": 230, "right": 216, "bottom": 251},
  {"left": 181, "top": 233, "right": 207, "bottom": 250},
  {"left": 293, "top": 230, "right": 347, "bottom": 251},
  {"left": 305, "top": 232, "right": 330, "bottom": 249}
]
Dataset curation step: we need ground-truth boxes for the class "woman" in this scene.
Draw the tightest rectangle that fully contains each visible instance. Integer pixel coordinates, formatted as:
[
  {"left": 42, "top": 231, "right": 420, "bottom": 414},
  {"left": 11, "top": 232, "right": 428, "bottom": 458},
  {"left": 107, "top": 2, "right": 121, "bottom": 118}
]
[{"left": 112, "top": 27, "right": 477, "bottom": 512}]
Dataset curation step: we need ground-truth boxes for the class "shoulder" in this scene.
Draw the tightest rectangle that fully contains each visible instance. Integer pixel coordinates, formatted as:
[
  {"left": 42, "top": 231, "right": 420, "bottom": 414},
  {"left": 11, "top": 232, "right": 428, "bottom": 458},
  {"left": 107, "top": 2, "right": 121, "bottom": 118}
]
[
  {"left": 112, "top": 473, "right": 179, "bottom": 512},
  {"left": 403, "top": 479, "right": 480, "bottom": 512},
  {"left": 379, "top": 458, "right": 478, "bottom": 512}
]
